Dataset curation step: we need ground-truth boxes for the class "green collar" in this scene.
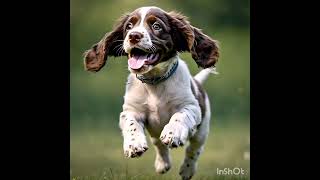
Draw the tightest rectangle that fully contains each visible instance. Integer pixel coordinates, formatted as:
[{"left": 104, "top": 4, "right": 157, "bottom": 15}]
[{"left": 136, "top": 60, "right": 179, "bottom": 85}]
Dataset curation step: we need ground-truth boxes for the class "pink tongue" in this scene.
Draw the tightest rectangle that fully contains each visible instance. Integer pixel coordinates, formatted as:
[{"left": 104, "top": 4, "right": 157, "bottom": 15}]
[{"left": 128, "top": 55, "right": 148, "bottom": 70}]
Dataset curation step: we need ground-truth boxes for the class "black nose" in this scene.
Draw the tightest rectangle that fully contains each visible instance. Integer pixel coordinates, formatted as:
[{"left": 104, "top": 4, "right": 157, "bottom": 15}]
[{"left": 129, "top": 32, "right": 143, "bottom": 44}]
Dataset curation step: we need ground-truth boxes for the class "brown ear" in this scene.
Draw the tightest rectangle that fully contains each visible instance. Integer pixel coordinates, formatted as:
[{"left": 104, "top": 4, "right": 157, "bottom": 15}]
[
  {"left": 167, "top": 11, "right": 219, "bottom": 68},
  {"left": 166, "top": 11, "right": 195, "bottom": 52},
  {"left": 83, "top": 14, "right": 129, "bottom": 72},
  {"left": 190, "top": 27, "right": 219, "bottom": 68}
]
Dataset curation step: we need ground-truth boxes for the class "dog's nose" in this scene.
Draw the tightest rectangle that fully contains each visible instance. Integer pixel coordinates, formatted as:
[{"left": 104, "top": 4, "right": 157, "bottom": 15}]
[{"left": 129, "top": 32, "right": 143, "bottom": 44}]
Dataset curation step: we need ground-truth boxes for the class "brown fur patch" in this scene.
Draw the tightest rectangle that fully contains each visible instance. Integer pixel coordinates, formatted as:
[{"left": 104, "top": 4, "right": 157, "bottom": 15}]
[
  {"left": 166, "top": 11, "right": 195, "bottom": 52},
  {"left": 166, "top": 11, "right": 219, "bottom": 68},
  {"left": 83, "top": 14, "right": 129, "bottom": 72},
  {"left": 191, "top": 28, "right": 219, "bottom": 68}
]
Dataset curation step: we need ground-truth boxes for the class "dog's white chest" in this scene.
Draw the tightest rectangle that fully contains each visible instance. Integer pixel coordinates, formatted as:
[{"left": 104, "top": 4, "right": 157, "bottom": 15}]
[{"left": 145, "top": 91, "right": 178, "bottom": 136}]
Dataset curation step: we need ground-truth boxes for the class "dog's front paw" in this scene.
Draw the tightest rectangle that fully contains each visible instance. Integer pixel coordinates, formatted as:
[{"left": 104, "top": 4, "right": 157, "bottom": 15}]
[
  {"left": 160, "top": 122, "right": 188, "bottom": 148},
  {"left": 123, "top": 133, "right": 148, "bottom": 158}
]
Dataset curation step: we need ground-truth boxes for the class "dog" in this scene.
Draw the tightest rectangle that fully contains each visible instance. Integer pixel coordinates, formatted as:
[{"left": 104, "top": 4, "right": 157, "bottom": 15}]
[{"left": 83, "top": 6, "right": 219, "bottom": 180}]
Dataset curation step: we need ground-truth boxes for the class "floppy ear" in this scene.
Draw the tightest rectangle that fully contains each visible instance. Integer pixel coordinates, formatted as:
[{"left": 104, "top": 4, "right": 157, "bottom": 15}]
[
  {"left": 83, "top": 14, "right": 129, "bottom": 72},
  {"left": 191, "top": 27, "right": 219, "bottom": 68},
  {"left": 166, "top": 11, "right": 195, "bottom": 52},
  {"left": 167, "top": 11, "right": 219, "bottom": 68}
]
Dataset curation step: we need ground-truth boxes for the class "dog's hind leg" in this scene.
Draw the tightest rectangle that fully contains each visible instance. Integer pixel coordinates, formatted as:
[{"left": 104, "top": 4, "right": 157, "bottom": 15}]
[
  {"left": 179, "top": 95, "right": 211, "bottom": 180},
  {"left": 150, "top": 137, "right": 171, "bottom": 174},
  {"left": 179, "top": 133, "right": 207, "bottom": 180}
]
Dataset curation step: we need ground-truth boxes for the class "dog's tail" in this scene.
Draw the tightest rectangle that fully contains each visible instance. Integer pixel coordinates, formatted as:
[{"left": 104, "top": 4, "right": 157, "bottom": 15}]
[{"left": 194, "top": 67, "right": 219, "bottom": 85}]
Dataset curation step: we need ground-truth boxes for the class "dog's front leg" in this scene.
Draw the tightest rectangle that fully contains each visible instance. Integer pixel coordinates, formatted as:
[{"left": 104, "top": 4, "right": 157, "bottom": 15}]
[
  {"left": 119, "top": 111, "right": 148, "bottom": 158},
  {"left": 160, "top": 104, "right": 201, "bottom": 148}
]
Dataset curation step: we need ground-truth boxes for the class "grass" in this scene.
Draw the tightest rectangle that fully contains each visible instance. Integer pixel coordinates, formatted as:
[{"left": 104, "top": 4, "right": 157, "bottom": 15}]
[{"left": 70, "top": 119, "right": 250, "bottom": 180}]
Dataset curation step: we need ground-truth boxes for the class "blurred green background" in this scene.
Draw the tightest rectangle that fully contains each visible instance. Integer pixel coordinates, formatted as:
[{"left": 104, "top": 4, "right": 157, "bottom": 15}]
[{"left": 71, "top": 0, "right": 250, "bottom": 179}]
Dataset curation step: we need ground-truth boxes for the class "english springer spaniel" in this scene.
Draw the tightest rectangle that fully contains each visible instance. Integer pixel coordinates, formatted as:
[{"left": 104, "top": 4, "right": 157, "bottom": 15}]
[{"left": 84, "top": 6, "right": 219, "bottom": 180}]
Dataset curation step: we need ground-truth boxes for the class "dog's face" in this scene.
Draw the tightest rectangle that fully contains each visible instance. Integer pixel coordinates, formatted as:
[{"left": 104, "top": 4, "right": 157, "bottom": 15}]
[
  {"left": 123, "top": 7, "right": 178, "bottom": 74},
  {"left": 84, "top": 6, "right": 219, "bottom": 74}
]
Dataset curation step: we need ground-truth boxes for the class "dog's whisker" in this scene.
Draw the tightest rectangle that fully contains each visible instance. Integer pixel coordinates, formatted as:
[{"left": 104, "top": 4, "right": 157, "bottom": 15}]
[
  {"left": 120, "top": 47, "right": 126, "bottom": 56},
  {"left": 114, "top": 44, "right": 125, "bottom": 56},
  {"left": 113, "top": 43, "right": 123, "bottom": 51},
  {"left": 117, "top": 47, "right": 121, "bottom": 56},
  {"left": 115, "top": 46, "right": 123, "bottom": 56},
  {"left": 113, "top": 45, "right": 123, "bottom": 54},
  {"left": 118, "top": 47, "right": 124, "bottom": 56},
  {"left": 111, "top": 40, "right": 124, "bottom": 44},
  {"left": 115, "top": 46, "right": 120, "bottom": 56},
  {"left": 120, "top": 48, "right": 125, "bottom": 56}
]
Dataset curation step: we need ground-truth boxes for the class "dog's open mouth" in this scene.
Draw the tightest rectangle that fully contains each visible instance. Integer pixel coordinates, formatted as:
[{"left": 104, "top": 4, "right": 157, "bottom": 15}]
[{"left": 128, "top": 48, "right": 160, "bottom": 70}]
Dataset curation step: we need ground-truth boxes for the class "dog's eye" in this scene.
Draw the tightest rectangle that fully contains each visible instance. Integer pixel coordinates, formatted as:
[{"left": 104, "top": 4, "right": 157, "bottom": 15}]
[
  {"left": 126, "top": 22, "right": 133, "bottom": 30},
  {"left": 152, "top": 23, "right": 162, "bottom": 31}
]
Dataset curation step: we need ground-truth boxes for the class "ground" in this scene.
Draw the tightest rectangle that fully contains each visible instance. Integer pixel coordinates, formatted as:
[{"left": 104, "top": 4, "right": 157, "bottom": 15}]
[{"left": 70, "top": 118, "right": 250, "bottom": 180}]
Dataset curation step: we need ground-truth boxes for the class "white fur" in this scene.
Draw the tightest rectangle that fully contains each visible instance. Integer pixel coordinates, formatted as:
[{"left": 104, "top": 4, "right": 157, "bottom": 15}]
[
  {"left": 123, "top": 7, "right": 154, "bottom": 53},
  {"left": 120, "top": 111, "right": 148, "bottom": 158},
  {"left": 194, "top": 67, "right": 219, "bottom": 84},
  {"left": 119, "top": 55, "right": 212, "bottom": 179},
  {"left": 139, "top": 7, "right": 151, "bottom": 27}
]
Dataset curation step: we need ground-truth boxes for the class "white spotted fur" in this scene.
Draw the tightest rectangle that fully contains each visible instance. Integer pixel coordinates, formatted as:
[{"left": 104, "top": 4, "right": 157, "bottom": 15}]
[{"left": 119, "top": 55, "right": 212, "bottom": 180}]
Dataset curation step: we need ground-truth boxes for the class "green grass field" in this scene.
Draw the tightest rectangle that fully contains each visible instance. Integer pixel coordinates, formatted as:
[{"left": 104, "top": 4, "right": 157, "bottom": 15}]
[{"left": 71, "top": 118, "right": 250, "bottom": 180}]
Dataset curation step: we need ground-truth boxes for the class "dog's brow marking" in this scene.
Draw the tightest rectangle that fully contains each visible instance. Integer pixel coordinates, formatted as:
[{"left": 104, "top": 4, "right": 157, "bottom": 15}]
[{"left": 138, "top": 7, "right": 152, "bottom": 27}]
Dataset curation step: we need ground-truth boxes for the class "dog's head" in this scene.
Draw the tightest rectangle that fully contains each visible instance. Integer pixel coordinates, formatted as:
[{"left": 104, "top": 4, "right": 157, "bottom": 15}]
[{"left": 84, "top": 6, "right": 219, "bottom": 74}]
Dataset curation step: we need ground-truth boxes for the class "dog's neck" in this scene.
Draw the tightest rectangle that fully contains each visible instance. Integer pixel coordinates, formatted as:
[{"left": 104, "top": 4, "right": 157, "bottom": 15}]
[{"left": 135, "top": 55, "right": 179, "bottom": 85}]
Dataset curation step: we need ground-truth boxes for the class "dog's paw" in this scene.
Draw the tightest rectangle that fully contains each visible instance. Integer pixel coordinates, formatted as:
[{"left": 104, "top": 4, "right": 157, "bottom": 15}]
[
  {"left": 123, "top": 133, "right": 148, "bottom": 158},
  {"left": 154, "top": 154, "right": 171, "bottom": 174},
  {"left": 179, "top": 161, "right": 196, "bottom": 180},
  {"left": 160, "top": 122, "right": 188, "bottom": 148}
]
